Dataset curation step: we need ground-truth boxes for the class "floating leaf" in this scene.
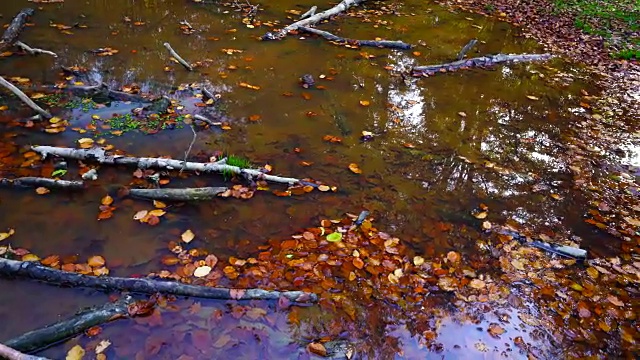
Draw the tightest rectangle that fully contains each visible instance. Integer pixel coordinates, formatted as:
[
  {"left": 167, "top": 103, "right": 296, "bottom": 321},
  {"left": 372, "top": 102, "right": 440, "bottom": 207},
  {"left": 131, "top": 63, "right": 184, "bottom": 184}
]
[
  {"left": 473, "top": 211, "right": 488, "bottom": 219},
  {"left": 66, "top": 345, "right": 85, "bottom": 360},
  {"left": 526, "top": 95, "right": 539, "bottom": 101},
  {"left": 181, "top": 229, "right": 195, "bottom": 243},
  {"left": 359, "top": 100, "right": 370, "bottom": 106},
  {"left": 88, "top": 255, "right": 105, "bottom": 267},
  {"left": 153, "top": 200, "right": 166, "bottom": 208},
  {"left": 194, "top": 265, "right": 212, "bottom": 277},
  {"left": 36, "top": 187, "right": 50, "bottom": 195},
  {"left": 326, "top": 232, "right": 342, "bottom": 242},
  {"left": 348, "top": 163, "right": 362, "bottom": 174},
  {"left": 133, "top": 210, "right": 148, "bottom": 220},
  {"left": 488, "top": 323, "right": 506, "bottom": 338},
  {"left": 95, "top": 340, "right": 111, "bottom": 354},
  {"left": 148, "top": 209, "right": 166, "bottom": 217},
  {"left": 101, "top": 195, "right": 113, "bottom": 206},
  {"left": 469, "top": 279, "right": 486, "bottom": 289},
  {"left": 413, "top": 256, "right": 425, "bottom": 266},
  {"left": 0, "top": 228, "right": 15, "bottom": 241},
  {"left": 307, "top": 342, "right": 327, "bottom": 357}
]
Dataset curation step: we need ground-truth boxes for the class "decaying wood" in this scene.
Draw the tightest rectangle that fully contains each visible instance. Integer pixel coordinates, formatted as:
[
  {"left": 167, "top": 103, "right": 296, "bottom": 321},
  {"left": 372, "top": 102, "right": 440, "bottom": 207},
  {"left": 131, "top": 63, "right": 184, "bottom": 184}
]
[
  {"left": 0, "top": 258, "right": 318, "bottom": 303},
  {"left": 129, "top": 187, "right": 228, "bottom": 201},
  {"left": 263, "top": 0, "right": 365, "bottom": 40},
  {"left": 33, "top": 146, "right": 303, "bottom": 185},
  {"left": 0, "top": 76, "right": 52, "bottom": 119},
  {"left": 4, "top": 296, "right": 135, "bottom": 354},
  {"left": 0, "top": 344, "right": 49, "bottom": 360},
  {"left": 412, "top": 53, "right": 553, "bottom": 76},
  {"left": 0, "top": 8, "right": 34, "bottom": 53},
  {"left": 63, "top": 83, "right": 148, "bottom": 103},
  {"left": 299, "top": 26, "right": 412, "bottom": 50},
  {"left": 456, "top": 39, "right": 477, "bottom": 60},
  {"left": 0, "top": 177, "right": 84, "bottom": 190},
  {"left": 14, "top": 41, "right": 57, "bottom": 58},
  {"left": 163, "top": 42, "right": 193, "bottom": 71}
]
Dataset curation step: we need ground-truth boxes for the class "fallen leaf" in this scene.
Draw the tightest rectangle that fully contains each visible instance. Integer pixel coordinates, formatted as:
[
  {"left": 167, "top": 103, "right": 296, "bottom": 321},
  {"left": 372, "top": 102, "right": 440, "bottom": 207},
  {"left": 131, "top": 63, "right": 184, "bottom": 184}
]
[
  {"left": 88, "top": 255, "right": 106, "bottom": 267},
  {"left": 212, "top": 334, "right": 232, "bottom": 348},
  {"left": 511, "top": 259, "right": 525, "bottom": 271},
  {"left": 413, "top": 256, "right": 425, "bottom": 266},
  {"left": 307, "top": 342, "right": 327, "bottom": 357},
  {"left": 0, "top": 228, "right": 15, "bottom": 241},
  {"left": 153, "top": 200, "right": 167, "bottom": 208},
  {"left": 95, "top": 340, "right": 111, "bottom": 354},
  {"left": 133, "top": 210, "right": 148, "bottom": 220},
  {"left": 488, "top": 323, "right": 506, "bottom": 338},
  {"left": 326, "top": 232, "right": 342, "bottom": 242},
  {"left": 348, "top": 163, "right": 362, "bottom": 174},
  {"left": 359, "top": 100, "right": 370, "bottom": 106},
  {"left": 608, "top": 295, "right": 624, "bottom": 307},
  {"left": 101, "top": 195, "right": 113, "bottom": 206},
  {"left": 181, "top": 229, "right": 195, "bottom": 243},
  {"left": 194, "top": 265, "right": 212, "bottom": 277},
  {"left": 36, "top": 187, "right": 50, "bottom": 195},
  {"left": 469, "top": 279, "right": 486, "bottom": 289},
  {"left": 526, "top": 95, "right": 539, "bottom": 101},
  {"left": 66, "top": 345, "right": 85, "bottom": 360},
  {"left": 148, "top": 209, "right": 166, "bottom": 217}
]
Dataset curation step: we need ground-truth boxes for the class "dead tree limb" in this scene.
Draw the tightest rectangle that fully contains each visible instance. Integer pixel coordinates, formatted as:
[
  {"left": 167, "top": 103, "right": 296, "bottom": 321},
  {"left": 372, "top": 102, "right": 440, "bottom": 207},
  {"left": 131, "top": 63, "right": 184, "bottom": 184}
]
[
  {"left": 0, "top": 8, "right": 34, "bottom": 53},
  {"left": 411, "top": 53, "right": 553, "bottom": 77},
  {"left": 300, "top": 6, "right": 318, "bottom": 19},
  {"left": 3, "top": 296, "right": 135, "bottom": 354},
  {"left": 299, "top": 26, "right": 412, "bottom": 50},
  {"left": 193, "top": 114, "right": 221, "bottom": 126},
  {"left": 0, "top": 177, "right": 84, "bottom": 190},
  {"left": 0, "top": 344, "right": 49, "bottom": 360},
  {"left": 63, "top": 83, "right": 148, "bottom": 103},
  {"left": 129, "top": 187, "right": 228, "bottom": 201},
  {"left": 0, "top": 258, "right": 318, "bottom": 303},
  {"left": 32, "top": 146, "right": 303, "bottom": 185},
  {"left": 456, "top": 39, "right": 477, "bottom": 60},
  {"left": 14, "top": 41, "right": 57, "bottom": 58},
  {"left": 0, "top": 77, "right": 52, "bottom": 119},
  {"left": 163, "top": 42, "right": 193, "bottom": 71},
  {"left": 263, "top": 0, "right": 365, "bottom": 40}
]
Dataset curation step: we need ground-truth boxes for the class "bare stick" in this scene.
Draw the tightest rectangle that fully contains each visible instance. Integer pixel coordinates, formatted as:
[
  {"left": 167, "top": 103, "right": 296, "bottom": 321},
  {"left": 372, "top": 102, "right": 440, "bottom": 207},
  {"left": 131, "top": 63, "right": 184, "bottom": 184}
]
[
  {"left": 193, "top": 114, "right": 221, "bottom": 126},
  {"left": 299, "top": 26, "right": 412, "bottom": 50},
  {"left": 456, "top": 39, "right": 477, "bottom": 60},
  {"left": 0, "top": 258, "right": 318, "bottom": 303},
  {"left": 0, "top": 76, "right": 52, "bottom": 119},
  {"left": 180, "top": 124, "right": 197, "bottom": 173},
  {"left": 163, "top": 42, "right": 193, "bottom": 71},
  {"left": 33, "top": 146, "right": 304, "bottom": 185},
  {"left": 14, "top": 41, "right": 58, "bottom": 57},
  {"left": 129, "top": 187, "right": 228, "bottom": 201},
  {"left": 0, "top": 177, "right": 84, "bottom": 190},
  {"left": 263, "top": 0, "right": 365, "bottom": 40},
  {"left": 412, "top": 53, "right": 553, "bottom": 77},
  {"left": 0, "top": 8, "right": 35, "bottom": 53},
  {"left": 0, "top": 344, "right": 49, "bottom": 360},
  {"left": 4, "top": 296, "right": 135, "bottom": 354},
  {"left": 300, "top": 6, "right": 317, "bottom": 19}
]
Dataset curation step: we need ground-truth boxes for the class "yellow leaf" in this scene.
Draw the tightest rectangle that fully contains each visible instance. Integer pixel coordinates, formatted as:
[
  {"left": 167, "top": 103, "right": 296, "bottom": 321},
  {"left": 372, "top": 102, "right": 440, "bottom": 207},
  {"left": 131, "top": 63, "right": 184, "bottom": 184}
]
[
  {"left": 348, "top": 163, "right": 362, "bottom": 174},
  {"left": 148, "top": 209, "right": 166, "bottom": 217},
  {"left": 66, "top": 344, "right": 85, "bottom": 360},
  {"left": 49, "top": 117, "right": 63, "bottom": 124},
  {"left": 153, "top": 200, "right": 167, "bottom": 208},
  {"left": 526, "top": 95, "right": 539, "bottom": 101},
  {"left": 181, "top": 229, "right": 195, "bottom": 243},
  {"left": 101, "top": 195, "right": 113, "bottom": 206},
  {"left": 0, "top": 228, "right": 15, "bottom": 241},
  {"left": 413, "top": 256, "right": 425, "bottom": 266},
  {"left": 473, "top": 211, "right": 488, "bottom": 219},
  {"left": 0, "top": 105, "right": 8, "bottom": 111},
  {"left": 91, "top": 114, "right": 101, "bottom": 120},
  {"left": 22, "top": 253, "right": 40, "bottom": 262},
  {"left": 359, "top": 100, "right": 370, "bottom": 106}
]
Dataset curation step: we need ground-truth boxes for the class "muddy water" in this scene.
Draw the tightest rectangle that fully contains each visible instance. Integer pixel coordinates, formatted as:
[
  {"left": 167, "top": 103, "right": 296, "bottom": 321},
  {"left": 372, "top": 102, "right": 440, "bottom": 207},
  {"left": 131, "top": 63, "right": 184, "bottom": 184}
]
[{"left": 0, "top": 0, "right": 611, "bottom": 358}]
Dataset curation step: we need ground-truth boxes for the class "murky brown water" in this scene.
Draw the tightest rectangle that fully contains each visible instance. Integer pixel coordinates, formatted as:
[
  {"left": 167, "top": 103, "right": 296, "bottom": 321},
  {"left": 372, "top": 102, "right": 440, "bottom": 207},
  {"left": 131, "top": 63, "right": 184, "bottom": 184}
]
[{"left": 0, "top": 0, "right": 621, "bottom": 358}]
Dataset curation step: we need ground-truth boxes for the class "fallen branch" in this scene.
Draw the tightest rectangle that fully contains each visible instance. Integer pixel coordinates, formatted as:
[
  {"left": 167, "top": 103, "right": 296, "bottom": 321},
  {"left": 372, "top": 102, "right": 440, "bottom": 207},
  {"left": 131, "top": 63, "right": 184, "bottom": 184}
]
[
  {"left": 412, "top": 53, "right": 553, "bottom": 76},
  {"left": 33, "top": 146, "right": 303, "bottom": 185},
  {"left": 496, "top": 227, "right": 587, "bottom": 260},
  {"left": 163, "top": 42, "right": 193, "bottom": 71},
  {"left": 0, "top": 258, "right": 318, "bottom": 302},
  {"left": 300, "top": 6, "right": 317, "bottom": 19},
  {"left": 3, "top": 296, "right": 134, "bottom": 354},
  {"left": 0, "top": 177, "right": 84, "bottom": 190},
  {"left": 14, "top": 41, "right": 57, "bottom": 58},
  {"left": 0, "top": 76, "right": 52, "bottom": 119},
  {"left": 299, "top": 26, "right": 412, "bottom": 50},
  {"left": 0, "top": 344, "right": 49, "bottom": 360},
  {"left": 263, "top": 0, "right": 365, "bottom": 40},
  {"left": 129, "top": 187, "right": 228, "bottom": 201},
  {"left": 63, "top": 83, "right": 148, "bottom": 103},
  {"left": 0, "top": 8, "right": 34, "bottom": 53},
  {"left": 193, "top": 114, "right": 221, "bottom": 127},
  {"left": 456, "top": 39, "right": 477, "bottom": 60}
]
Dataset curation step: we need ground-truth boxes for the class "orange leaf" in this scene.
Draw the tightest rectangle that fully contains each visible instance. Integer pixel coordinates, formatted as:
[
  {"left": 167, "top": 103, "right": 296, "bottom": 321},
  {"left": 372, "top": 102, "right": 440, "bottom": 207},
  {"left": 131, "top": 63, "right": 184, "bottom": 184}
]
[
  {"left": 101, "top": 195, "right": 113, "bottom": 206},
  {"left": 348, "top": 163, "right": 362, "bottom": 174},
  {"left": 36, "top": 187, "right": 50, "bottom": 195}
]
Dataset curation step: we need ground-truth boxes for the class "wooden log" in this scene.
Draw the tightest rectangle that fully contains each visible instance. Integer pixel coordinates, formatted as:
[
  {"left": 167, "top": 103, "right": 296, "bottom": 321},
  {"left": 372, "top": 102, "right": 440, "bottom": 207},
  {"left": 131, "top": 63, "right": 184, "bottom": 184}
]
[
  {"left": 0, "top": 8, "right": 35, "bottom": 53},
  {"left": 14, "top": 41, "right": 57, "bottom": 58},
  {"left": 0, "top": 76, "right": 52, "bottom": 119},
  {"left": 129, "top": 187, "right": 228, "bottom": 201},
  {"left": 0, "top": 258, "right": 318, "bottom": 303},
  {"left": 163, "top": 42, "right": 193, "bottom": 71},
  {"left": 0, "top": 344, "right": 49, "bottom": 360},
  {"left": 32, "top": 146, "right": 303, "bottom": 186},
  {"left": 263, "top": 0, "right": 365, "bottom": 40},
  {"left": 0, "top": 177, "right": 84, "bottom": 190},
  {"left": 298, "top": 26, "right": 412, "bottom": 50},
  {"left": 412, "top": 53, "right": 553, "bottom": 76},
  {"left": 3, "top": 296, "right": 134, "bottom": 354}
]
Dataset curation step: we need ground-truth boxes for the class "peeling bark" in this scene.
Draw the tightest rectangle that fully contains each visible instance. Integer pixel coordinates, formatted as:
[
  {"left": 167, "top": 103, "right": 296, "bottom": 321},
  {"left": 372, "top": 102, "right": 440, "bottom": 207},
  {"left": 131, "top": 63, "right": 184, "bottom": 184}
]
[
  {"left": 32, "top": 146, "right": 303, "bottom": 185},
  {"left": 299, "top": 26, "right": 412, "bottom": 50},
  {"left": 0, "top": 177, "right": 84, "bottom": 190},
  {"left": 0, "top": 258, "right": 318, "bottom": 303},
  {"left": 412, "top": 53, "right": 553, "bottom": 76},
  {"left": 129, "top": 187, "right": 228, "bottom": 201},
  {"left": 3, "top": 296, "right": 135, "bottom": 354},
  {"left": 263, "top": 0, "right": 365, "bottom": 40}
]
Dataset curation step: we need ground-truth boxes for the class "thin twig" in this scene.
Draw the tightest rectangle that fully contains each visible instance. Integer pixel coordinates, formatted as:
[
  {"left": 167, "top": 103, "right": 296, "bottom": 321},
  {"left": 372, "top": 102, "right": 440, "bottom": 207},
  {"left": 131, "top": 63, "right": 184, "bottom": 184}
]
[
  {"left": 0, "top": 76, "right": 52, "bottom": 118},
  {"left": 181, "top": 124, "right": 197, "bottom": 173},
  {"left": 163, "top": 42, "right": 193, "bottom": 71},
  {"left": 14, "top": 41, "right": 58, "bottom": 57}
]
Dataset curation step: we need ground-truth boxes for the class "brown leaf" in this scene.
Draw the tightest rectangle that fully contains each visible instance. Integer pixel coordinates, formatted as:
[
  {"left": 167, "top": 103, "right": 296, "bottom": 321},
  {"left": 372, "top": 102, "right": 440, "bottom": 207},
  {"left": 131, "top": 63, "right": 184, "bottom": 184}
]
[
  {"left": 488, "top": 323, "right": 505, "bottom": 338},
  {"left": 307, "top": 342, "right": 327, "bottom": 357}
]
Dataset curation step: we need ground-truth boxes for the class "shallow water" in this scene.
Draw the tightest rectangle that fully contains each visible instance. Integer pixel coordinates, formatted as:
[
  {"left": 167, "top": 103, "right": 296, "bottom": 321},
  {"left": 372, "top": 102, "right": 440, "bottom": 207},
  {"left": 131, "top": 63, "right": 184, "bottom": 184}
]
[{"left": 0, "top": 0, "right": 623, "bottom": 358}]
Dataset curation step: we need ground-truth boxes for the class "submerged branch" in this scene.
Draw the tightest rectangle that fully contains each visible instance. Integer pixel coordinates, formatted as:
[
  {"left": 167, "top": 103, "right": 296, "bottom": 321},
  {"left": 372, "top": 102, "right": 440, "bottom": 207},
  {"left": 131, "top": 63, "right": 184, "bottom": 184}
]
[
  {"left": 263, "top": 0, "right": 365, "bottom": 40},
  {"left": 0, "top": 177, "right": 84, "bottom": 190},
  {"left": 412, "top": 53, "right": 553, "bottom": 76},
  {"left": 129, "top": 187, "right": 229, "bottom": 201},
  {"left": 456, "top": 39, "right": 477, "bottom": 60},
  {"left": 63, "top": 83, "right": 147, "bottom": 103},
  {"left": 163, "top": 42, "right": 193, "bottom": 71},
  {"left": 299, "top": 26, "right": 412, "bottom": 50},
  {"left": 0, "top": 76, "right": 52, "bottom": 119},
  {"left": 14, "top": 41, "right": 58, "bottom": 58},
  {"left": 4, "top": 296, "right": 134, "bottom": 354},
  {"left": 0, "top": 344, "right": 49, "bottom": 360},
  {"left": 0, "top": 8, "right": 34, "bottom": 53},
  {"left": 32, "top": 146, "right": 303, "bottom": 185},
  {"left": 0, "top": 258, "right": 318, "bottom": 303}
]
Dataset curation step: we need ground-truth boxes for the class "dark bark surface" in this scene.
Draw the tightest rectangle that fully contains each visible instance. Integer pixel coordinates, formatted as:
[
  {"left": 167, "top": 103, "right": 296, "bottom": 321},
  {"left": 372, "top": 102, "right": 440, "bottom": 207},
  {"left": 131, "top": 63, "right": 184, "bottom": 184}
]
[{"left": 0, "top": 8, "right": 34, "bottom": 53}]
